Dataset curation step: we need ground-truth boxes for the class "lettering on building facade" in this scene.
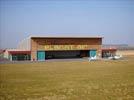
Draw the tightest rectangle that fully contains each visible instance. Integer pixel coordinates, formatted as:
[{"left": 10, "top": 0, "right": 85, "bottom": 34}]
[{"left": 38, "top": 45, "right": 98, "bottom": 50}]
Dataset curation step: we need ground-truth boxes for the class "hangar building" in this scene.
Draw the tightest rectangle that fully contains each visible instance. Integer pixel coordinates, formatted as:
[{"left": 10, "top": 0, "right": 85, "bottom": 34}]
[{"left": 14, "top": 36, "right": 102, "bottom": 61}]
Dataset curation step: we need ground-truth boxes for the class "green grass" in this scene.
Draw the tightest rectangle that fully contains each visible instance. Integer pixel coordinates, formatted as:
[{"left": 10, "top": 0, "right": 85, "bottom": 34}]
[{"left": 0, "top": 57, "right": 134, "bottom": 100}]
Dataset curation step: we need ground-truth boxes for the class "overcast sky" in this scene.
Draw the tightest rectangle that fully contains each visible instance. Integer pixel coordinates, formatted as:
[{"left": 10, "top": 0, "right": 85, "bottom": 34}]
[{"left": 0, "top": 0, "right": 134, "bottom": 49}]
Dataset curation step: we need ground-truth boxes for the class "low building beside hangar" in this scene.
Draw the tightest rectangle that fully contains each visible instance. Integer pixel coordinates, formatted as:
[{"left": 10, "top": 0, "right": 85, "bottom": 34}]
[
  {"left": 102, "top": 48, "right": 117, "bottom": 58},
  {"left": 4, "top": 49, "right": 31, "bottom": 61}
]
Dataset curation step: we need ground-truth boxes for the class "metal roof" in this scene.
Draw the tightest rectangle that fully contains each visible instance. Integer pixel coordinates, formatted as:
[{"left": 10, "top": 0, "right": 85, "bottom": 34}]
[
  {"left": 30, "top": 34, "right": 103, "bottom": 39},
  {"left": 102, "top": 48, "right": 117, "bottom": 51}
]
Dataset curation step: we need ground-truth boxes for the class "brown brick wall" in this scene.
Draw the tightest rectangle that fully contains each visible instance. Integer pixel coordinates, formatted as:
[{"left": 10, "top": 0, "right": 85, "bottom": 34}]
[
  {"left": 33, "top": 38, "right": 102, "bottom": 45},
  {"left": 31, "top": 39, "right": 38, "bottom": 61}
]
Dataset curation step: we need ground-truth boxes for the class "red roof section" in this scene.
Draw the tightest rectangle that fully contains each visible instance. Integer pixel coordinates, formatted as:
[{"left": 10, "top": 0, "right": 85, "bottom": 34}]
[
  {"left": 0, "top": 49, "right": 5, "bottom": 53},
  {"left": 8, "top": 51, "right": 31, "bottom": 54},
  {"left": 102, "top": 48, "right": 117, "bottom": 51}
]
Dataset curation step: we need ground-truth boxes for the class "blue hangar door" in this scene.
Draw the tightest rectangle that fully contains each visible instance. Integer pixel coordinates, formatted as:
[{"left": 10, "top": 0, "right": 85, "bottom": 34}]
[
  {"left": 37, "top": 51, "right": 45, "bottom": 61},
  {"left": 89, "top": 50, "right": 97, "bottom": 57}
]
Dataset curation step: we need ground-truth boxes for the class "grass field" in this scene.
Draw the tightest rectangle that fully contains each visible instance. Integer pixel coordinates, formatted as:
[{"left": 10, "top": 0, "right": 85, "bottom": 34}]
[{"left": 0, "top": 57, "right": 134, "bottom": 100}]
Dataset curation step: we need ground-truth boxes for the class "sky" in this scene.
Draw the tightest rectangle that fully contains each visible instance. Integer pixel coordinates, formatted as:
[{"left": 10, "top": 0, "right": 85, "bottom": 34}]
[{"left": 0, "top": 0, "right": 134, "bottom": 49}]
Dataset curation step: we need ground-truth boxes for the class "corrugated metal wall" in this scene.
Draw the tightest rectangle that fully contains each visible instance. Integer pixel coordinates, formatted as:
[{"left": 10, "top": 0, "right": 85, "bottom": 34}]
[{"left": 17, "top": 37, "right": 31, "bottom": 50}]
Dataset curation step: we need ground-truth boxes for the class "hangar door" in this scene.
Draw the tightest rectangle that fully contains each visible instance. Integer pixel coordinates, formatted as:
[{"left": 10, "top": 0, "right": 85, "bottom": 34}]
[
  {"left": 46, "top": 50, "right": 81, "bottom": 59},
  {"left": 89, "top": 50, "right": 96, "bottom": 57},
  {"left": 37, "top": 51, "right": 45, "bottom": 61}
]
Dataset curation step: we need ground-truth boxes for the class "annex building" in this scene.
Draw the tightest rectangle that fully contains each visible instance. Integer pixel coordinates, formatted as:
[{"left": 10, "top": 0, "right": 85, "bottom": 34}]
[{"left": 4, "top": 36, "right": 103, "bottom": 61}]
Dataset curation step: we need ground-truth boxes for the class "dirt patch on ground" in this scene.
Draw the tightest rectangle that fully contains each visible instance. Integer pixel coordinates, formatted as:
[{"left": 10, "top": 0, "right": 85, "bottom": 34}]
[{"left": 117, "top": 50, "right": 134, "bottom": 56}]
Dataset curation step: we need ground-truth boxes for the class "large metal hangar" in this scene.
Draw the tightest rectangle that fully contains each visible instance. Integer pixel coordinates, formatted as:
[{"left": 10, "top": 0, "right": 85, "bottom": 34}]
[{"left": 17, "top": 36, "right": 102, "bottom": 61}]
